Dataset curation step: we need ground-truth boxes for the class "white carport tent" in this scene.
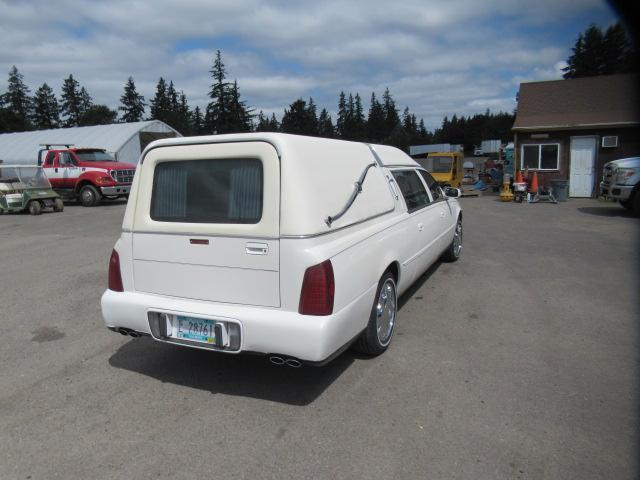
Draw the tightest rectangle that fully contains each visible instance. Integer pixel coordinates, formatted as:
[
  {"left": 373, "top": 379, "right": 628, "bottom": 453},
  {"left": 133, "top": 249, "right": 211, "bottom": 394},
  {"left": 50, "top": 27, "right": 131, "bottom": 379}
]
[{"left": 0, "top": 120, "right": 181, "bottom": 165}]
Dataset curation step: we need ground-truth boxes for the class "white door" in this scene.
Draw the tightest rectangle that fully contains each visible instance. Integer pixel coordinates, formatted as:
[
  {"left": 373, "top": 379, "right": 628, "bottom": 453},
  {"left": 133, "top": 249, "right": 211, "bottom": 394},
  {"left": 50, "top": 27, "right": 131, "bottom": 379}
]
[
  {"left": 131, "top": 141, "right": 281, "bottom": 308},
  {"left": 569, "top": 137, "right": 596, "bottom": 197}
]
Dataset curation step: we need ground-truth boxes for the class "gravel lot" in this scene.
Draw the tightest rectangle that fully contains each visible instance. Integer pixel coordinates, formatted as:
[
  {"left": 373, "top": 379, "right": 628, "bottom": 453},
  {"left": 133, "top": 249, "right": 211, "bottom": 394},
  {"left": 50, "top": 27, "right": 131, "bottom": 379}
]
[{"left": 0, "top": 196, "right": 638, "bottom": 479}]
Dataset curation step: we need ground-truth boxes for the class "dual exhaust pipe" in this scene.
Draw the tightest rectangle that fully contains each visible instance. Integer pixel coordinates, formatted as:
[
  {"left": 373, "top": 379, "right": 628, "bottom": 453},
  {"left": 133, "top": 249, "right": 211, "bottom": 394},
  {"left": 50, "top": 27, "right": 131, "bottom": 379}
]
[
  {"left": 269, "top": 355, "right": 302, "bottom": 368},
  {"left": 117, "top": 327, "right": 141, "bottom": 338},
  {"left": 115, "top": 327, "right": 300, "bottom": 367}
]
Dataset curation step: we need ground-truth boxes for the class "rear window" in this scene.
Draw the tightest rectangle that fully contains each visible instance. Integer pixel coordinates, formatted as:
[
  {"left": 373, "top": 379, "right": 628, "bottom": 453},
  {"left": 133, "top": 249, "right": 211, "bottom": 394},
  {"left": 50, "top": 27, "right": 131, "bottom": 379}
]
[{"left": 151, "top": 158, "right": 263, "bottom": 224}]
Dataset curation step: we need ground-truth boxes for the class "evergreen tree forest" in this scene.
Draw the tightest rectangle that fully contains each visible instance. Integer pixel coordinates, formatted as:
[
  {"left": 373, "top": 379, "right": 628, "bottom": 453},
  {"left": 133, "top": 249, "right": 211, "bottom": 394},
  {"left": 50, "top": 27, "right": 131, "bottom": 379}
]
[
  {"left": 563, "top": 22, "right": 637, "bottom": 78},
  {"left": 4, "top": 18, "right": 635, "bottom": 151}
]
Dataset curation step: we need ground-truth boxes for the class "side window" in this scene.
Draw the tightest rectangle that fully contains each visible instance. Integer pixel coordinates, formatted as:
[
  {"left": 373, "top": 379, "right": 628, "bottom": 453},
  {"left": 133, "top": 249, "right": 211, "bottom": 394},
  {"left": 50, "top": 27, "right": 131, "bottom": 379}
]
[
  {"left": 419, "top": 170, "right": 442, "bottom": 201},
  {"left": 391, "top": 170, "right": 430, "bottom": 213},
  {"left": 60, "top": 152, "right": 72, "bottom": 166},
  {"left": 44, "top": 152, "right": 55, "bottom": 166}
]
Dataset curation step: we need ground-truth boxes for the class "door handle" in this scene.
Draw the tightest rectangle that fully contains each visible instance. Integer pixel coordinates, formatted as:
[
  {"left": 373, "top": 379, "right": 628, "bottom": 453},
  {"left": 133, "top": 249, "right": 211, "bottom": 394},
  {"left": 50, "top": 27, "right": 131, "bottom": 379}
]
[
  {"left": 417, "top": 223, "right": 424, "bottom": 232},
  {"left": 246, "top": 242, "right": 268, "bottom": 255}
]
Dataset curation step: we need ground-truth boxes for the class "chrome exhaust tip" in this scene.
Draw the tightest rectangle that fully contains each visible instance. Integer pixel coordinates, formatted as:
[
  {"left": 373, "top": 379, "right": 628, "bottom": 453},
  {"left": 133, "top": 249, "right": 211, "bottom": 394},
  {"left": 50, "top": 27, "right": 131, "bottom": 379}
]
[
  {"left": 129, "top": 331, "right": 140, "bottom": 338},
  {"left": 269, "top": 356, "right": 285, "bottom": 366},
  {"left": 285, "top": 359, "right": 302, "bottom": 368},
  {"left": 118, "top": 328, "right": 129, "bottom": 336}
]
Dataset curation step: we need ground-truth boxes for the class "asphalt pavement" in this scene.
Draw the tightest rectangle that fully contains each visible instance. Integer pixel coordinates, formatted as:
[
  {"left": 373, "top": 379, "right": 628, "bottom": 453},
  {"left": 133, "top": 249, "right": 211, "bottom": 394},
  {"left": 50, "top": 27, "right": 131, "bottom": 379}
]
[{"left": 0, "top": 196, "right": 638, "bottom": 479}]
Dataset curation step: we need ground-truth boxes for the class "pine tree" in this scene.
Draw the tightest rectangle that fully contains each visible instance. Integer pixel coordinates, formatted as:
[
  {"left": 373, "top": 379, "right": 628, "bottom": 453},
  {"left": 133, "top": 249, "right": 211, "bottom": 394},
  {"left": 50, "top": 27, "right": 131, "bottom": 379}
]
[
  {"left": 281, "top": 98, "right": 312, "bottom": 135},
  {"left": 119, "top": 76, "right": 145, "bottom": 122},
  {"left": 255, "top": 111, "right": 270, "bottom": 132},
  {"left": 336, "top": 91, "right": 347, "bottom": 138},
  {"left": 60, "top": 74, "right": 83, "bottom": 126},
  {"left": 79, "top": 87, "right": 93, "bottom": 117},
  {"left": 191, "top": 106, "right": 205, "bottom": 135},
  {"left": 563, "top": 22, "right": 637, "bottom": 78},
  {"left": 33, "top": 83, "right": 60, "bottom": 129},
  {"left": 207, "top": 50, "right": 232, "bottom": 134},
  {"left": 317, "top": 108, "right": 334, "bottom": 138},
  {"left": 149, "top": 77, "right": 171, "bottom": 123},
  {"left": 352, "top": 93, "right": 366, "bottom": 141},
  {"left": 78, "top": 104, "right": 117, "bottom": 126},
  {"left": 382, "top": 88, "right": 399, "bottom": 137},
  {"left": 305, "top": 97, "right": 319, "bottom": 135},
  {"left": 366, "top": 92, "right": 386, "bottom": 142},
  {"left": 177, "top": 91, "right": 192, "bottom": 134},
  {"left": 227, "top": 80, "right": 253, "bottom": 133},
  {"left": 2, "top": 66, "right": 33, "bottom": 131},
  {"left": 603, "top": 22, "right": 637, "bottom": 74},
  {"left": 268, "top": 113, "right": 280, "bottom": 131}
]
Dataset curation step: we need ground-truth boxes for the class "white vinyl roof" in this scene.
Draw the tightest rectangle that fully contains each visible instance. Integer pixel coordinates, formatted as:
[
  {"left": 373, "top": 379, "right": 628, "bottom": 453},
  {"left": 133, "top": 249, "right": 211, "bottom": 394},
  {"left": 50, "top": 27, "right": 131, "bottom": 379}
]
[{"left": 0, "top": 120, "right": 180, "bottom": 165}]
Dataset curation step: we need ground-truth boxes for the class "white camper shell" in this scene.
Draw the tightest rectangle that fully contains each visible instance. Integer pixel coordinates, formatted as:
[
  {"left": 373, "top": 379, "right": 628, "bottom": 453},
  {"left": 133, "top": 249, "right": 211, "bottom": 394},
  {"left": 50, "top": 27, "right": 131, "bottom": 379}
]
[{"left": 101, "top": 133, "right": 463, "bottom": 366}]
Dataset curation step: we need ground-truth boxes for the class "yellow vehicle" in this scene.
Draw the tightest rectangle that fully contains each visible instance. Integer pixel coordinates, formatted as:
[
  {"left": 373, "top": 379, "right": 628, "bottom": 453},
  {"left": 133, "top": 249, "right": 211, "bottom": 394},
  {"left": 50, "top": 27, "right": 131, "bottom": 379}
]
[{"left": 416, "top": 152, "right": 464, "bottom": 187}]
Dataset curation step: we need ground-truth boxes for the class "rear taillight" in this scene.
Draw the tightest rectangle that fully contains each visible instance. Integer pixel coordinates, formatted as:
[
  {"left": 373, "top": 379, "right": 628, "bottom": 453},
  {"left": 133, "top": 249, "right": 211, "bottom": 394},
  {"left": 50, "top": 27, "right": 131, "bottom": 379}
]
[
  {"left": 108, "top": 249, "right": 124, "bottom": 292},
  {"left": 299, "top": 260, "right": 334, "bottom": 316}
]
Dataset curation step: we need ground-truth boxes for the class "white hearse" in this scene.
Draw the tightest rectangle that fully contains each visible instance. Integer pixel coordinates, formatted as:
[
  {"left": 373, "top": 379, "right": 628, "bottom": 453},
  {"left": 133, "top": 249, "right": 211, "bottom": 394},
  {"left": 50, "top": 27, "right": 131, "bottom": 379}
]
[{"left": 101, "top": 133, "right": 463, "bottom": 366}]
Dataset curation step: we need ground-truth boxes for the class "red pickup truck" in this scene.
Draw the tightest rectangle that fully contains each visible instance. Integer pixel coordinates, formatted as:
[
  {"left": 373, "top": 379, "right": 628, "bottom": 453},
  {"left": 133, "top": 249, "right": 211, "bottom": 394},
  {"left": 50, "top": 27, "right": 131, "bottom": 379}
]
[{"left": 37, "top": 145, "right": 136, "bottom": 206}]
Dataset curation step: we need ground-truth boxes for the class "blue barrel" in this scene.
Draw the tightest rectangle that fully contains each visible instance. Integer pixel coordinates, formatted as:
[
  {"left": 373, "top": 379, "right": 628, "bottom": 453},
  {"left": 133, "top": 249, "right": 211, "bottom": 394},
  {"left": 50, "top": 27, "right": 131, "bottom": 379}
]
[{"left": 551, "top": 179, "right": 569, "bottom": 202}]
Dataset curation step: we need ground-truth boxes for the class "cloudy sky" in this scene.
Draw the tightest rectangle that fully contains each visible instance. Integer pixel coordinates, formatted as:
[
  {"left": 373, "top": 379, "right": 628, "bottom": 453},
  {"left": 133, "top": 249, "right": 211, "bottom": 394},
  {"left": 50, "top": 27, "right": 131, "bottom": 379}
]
[{"left": 0, "top": 0, "right": 618, "bottom": 130}]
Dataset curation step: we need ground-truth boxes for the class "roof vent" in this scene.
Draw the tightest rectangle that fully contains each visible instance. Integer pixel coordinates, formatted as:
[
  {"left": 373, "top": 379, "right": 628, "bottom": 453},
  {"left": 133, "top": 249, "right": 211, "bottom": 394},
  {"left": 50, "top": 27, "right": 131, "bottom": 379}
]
[{"left": 602, "top": 136, "right": 618, "bottom": 148}]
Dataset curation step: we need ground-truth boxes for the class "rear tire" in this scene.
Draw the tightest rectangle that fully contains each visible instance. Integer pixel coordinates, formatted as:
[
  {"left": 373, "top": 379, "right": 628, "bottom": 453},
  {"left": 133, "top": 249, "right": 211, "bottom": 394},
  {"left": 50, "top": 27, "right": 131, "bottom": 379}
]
[
  {"left": 442, "top": 217, "right": 463, "bottom": 262},
  {"left": 620, "top": 199, "right": 632, "bottom": 210},
  {"left": 53, "top": 198, "right": 64, "bottom": 212},
  {"left": 28, "top": 201, "right": 42, "bottom": 215},
  {"left": 351, "top": 272, "right": 397, "bottom": 356},
  {"left": 79, "top": 184, "right": 101, "bottom": 207}
]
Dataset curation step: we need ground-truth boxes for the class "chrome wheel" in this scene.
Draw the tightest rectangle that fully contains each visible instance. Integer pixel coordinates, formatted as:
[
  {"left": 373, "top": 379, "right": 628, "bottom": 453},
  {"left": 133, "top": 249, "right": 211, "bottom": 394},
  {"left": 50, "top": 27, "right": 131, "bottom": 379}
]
[
  {"left": 376, "top": 278, "right": 396, "bottom": 346},
  {"left": 81, "top": 189, "right": 94, "bottom": 204},
  {"left": 453, "top": 220, "right": 463, "bottom": 257}
]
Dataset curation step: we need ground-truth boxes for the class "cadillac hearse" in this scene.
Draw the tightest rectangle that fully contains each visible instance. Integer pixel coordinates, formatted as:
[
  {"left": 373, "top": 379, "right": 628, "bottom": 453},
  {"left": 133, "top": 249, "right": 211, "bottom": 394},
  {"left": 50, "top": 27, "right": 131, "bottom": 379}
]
[{"left": 101, "top": 133, "right": 463, "bottom": 366}]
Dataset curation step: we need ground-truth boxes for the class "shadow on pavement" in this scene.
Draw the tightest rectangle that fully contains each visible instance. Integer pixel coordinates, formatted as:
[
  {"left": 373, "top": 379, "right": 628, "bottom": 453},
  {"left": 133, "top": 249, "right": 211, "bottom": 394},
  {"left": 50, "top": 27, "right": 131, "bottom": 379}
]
[
  {"left": 577, "top": 206, "right": 636, "bottom": 218},
  {"left": 108, "top": 337, "right": 355, "bottom": 406},
  {"left": 398, "top": 260, "right": 441, "bottom": 310},
  {"left": 64, "top": 199, "right": 128, "bottom": 208}
]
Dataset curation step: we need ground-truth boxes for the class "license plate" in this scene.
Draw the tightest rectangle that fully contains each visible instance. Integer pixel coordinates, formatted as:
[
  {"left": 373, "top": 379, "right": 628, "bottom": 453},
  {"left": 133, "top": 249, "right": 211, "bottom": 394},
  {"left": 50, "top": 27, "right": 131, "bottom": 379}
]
[{"left": 176, "top": 315, "right": 217, "bottom": 344}]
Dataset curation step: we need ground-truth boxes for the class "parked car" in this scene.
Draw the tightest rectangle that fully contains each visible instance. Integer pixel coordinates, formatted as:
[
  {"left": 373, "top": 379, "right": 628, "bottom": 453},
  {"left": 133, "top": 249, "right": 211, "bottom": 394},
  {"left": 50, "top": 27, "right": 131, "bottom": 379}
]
[
  {"left": 600, "top": 157, "right": 640, "bottom": 216},
  {"left": 0, "top": 165, "right": 64, "bottom": 215},
  {"left": 37, "top": 145, "right": 136, "bottom": 206},
  {"left": 101, "top": 133, "right": 463, "bottom": 366}
]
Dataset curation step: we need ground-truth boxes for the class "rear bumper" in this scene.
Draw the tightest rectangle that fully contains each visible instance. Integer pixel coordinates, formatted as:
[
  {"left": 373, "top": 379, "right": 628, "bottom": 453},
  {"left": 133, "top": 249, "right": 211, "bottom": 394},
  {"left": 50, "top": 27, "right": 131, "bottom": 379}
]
[
  {"left": 599, "top": 182, "right": 633, "bottom": 201},
  {"left": 100, "top": 185, "right": 130, "bottom": 196},
  {"left": 100, "top": 286, "right": 375, "bottom": 363}
]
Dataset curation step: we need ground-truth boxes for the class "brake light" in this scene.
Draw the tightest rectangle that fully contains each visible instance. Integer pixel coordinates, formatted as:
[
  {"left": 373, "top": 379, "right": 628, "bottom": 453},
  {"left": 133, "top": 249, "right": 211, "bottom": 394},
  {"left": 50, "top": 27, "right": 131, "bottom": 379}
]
[
  {"left": 299, "top": 260, "right": 334, "bottom": 315},
  {"left": 108, "top": 249, "right": 124, "bottom": 292}
]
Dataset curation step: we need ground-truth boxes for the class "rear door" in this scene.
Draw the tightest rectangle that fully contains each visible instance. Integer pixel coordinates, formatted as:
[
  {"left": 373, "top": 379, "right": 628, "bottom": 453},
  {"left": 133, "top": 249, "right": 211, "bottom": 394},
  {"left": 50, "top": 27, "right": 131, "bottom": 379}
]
[
  {"left": 59, "top": 151, "right": 80, "bottom": 188},
  {"left": 42, "top": 152, "right": 64, "bottom": 188},
  {"left": 131, "top": 141, "right": 281, "bottom": 307}
]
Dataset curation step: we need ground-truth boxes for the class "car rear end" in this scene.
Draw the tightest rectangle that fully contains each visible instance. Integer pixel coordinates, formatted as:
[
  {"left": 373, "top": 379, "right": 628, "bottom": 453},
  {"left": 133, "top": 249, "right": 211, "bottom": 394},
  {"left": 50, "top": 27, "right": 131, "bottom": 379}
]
[{"left": 100, "top": 137, "right": 367, "bottom": 364}]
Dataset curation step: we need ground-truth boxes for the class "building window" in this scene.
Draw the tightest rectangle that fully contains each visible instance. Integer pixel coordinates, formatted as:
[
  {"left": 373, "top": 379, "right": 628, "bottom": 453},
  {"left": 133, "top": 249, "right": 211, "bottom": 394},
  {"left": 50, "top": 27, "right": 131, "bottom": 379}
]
[{"left": 521, "top": 143, "right": 559, "bottom": 170}]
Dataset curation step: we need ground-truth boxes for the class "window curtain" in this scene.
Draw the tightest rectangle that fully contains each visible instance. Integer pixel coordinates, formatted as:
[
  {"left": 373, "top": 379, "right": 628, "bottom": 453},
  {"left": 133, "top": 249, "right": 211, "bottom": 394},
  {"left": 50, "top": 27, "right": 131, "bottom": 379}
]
[
  {"left": 228, "top": 166, "right": 262, "bottom": 221},
  {"left": 153, "top": 166, "right": 188, "bottom": 218}
]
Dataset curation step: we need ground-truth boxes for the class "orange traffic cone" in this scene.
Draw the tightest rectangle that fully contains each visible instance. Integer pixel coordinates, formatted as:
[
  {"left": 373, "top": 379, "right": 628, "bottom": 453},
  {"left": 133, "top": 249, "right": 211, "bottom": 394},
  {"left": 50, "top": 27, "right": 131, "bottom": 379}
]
[
  {"left": 515, "top": 170, "right": 524, "bottom": 183},
  {"left": 528, "top": 171, "right": 539, "bottom": 193}
]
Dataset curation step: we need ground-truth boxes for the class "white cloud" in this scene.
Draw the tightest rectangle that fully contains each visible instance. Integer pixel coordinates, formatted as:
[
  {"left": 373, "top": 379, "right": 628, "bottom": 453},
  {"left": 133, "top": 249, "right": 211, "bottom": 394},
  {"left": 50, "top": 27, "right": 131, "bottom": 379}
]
[{"left": 0, "top": 0, "right": 615, "bottom": 130}]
